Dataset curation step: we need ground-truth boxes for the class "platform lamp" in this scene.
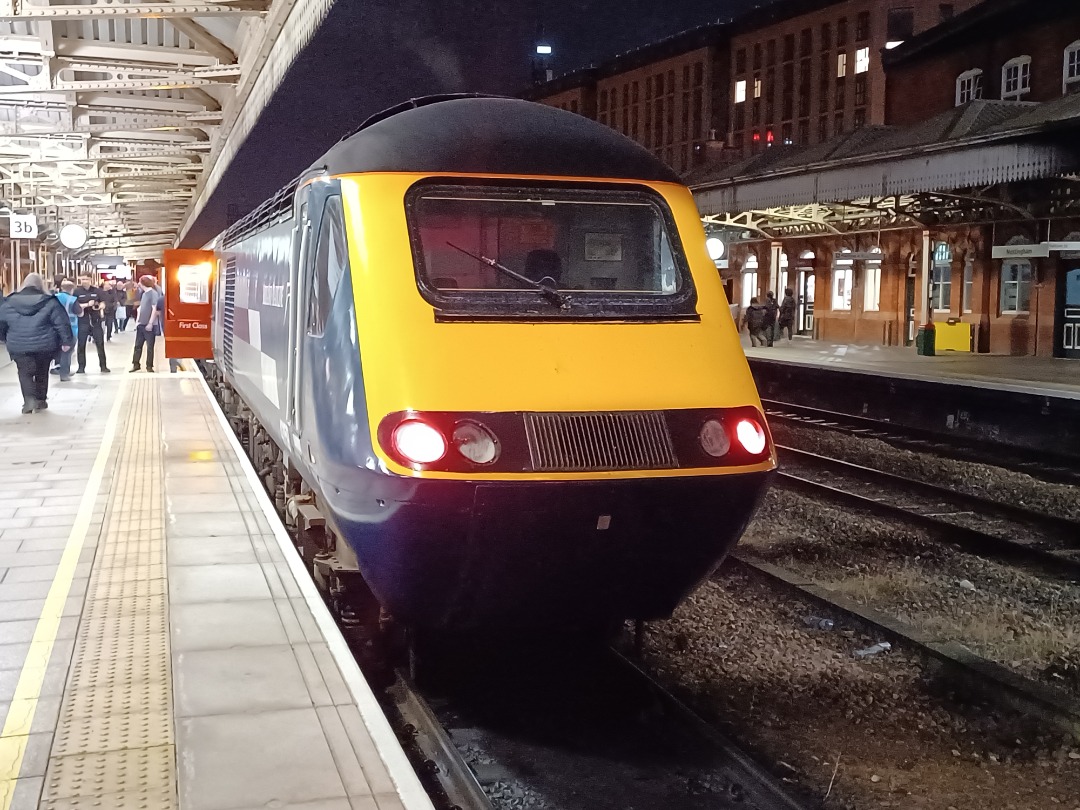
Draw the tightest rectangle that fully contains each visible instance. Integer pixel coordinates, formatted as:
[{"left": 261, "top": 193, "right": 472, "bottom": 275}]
[{"left": 532, "top": 27, "right": 554, "bottom": 84}]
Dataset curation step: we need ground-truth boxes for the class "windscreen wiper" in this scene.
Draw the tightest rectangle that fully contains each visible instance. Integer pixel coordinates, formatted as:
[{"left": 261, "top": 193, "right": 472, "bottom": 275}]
[{"left": 446, "top": 242, "right": 571, "bottom": 310}]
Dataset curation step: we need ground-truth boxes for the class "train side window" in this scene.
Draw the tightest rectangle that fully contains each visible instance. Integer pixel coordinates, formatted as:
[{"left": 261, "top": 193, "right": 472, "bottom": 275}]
[{"left": 307, "top": 195, "right": 347, "bottom": 336}]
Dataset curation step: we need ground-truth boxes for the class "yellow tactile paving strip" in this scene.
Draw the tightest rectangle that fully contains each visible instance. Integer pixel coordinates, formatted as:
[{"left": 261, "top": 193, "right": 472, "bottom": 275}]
[{"left": 41, "top": 379, "right": 178, "bottom": 810}]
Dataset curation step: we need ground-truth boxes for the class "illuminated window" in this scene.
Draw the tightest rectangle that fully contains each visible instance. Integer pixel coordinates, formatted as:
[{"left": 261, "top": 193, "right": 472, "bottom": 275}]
[
  {"left": 735, "top": 80, "right": 747, "bottom": 103},
  {"left": 832, "top": 249, "right": 853, "bottom": 311},
  {"left": 177, "top": 264, "right": 211, "bottom": 304},
  {"left": 956, "top": 69, "right": 983, "bottom": 105},
  {"left": 1000, "top": 259, "right": 1032, "bottom": 314},
  {"left": 931, "top": 242, "right": 952, "bottom": 312},
  {"left": 962, "top": 257, "right": 974, "bottom": 313},
  {"left": 837, "top": 52, "right": 847, "bottom": 78},
  {"left": 1064, "top": 41, "right": 1080, "bottom": 93},
  {"left": 1001, "top": 56, "right": 1031, "bottom": 100},
  {"left": 863, "top": 249, "right": 882, "bottom": 312},
  {"left": 855, "top": 47, "right": 870, "bottom": 74},
  {"left": 754, "top": 77, "right": 762, "bottom": 98},
  {"left": 741, "top": 254, "right": 759, "bottom": 309}
]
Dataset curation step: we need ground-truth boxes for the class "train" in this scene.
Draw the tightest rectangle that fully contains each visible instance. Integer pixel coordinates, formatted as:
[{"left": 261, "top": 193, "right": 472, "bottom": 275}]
[{"left": 203, "top": 94, "right": 776, "bottom": 631}]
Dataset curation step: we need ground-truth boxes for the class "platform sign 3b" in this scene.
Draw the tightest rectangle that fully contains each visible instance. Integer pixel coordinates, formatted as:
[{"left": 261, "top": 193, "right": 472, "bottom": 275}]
[{"left": 9, "top": 213, "right": 38, "bottom": 240}]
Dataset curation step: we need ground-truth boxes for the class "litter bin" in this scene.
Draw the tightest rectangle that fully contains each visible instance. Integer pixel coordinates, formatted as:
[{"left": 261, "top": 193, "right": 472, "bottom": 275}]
[{"left": 915, "top": 322, "right": 936, "bottom": 356}]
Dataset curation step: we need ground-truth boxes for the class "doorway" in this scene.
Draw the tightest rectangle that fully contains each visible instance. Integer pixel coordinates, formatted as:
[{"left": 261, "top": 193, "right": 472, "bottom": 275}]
[
  {"left": 904, "top": 274, "right": 916, "bottom": 346},
  {"left": 797, "top": 269, "right": 815, "bottom": 334}
]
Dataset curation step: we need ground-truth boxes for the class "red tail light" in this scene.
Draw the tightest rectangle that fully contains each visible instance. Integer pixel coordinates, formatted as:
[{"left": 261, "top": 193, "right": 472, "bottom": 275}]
[
  {"left": 735, "top": 418, "right": 768, "bottom": 455},
  {"left": 392, "top": 419, "right": 447, "bottom": 464}
]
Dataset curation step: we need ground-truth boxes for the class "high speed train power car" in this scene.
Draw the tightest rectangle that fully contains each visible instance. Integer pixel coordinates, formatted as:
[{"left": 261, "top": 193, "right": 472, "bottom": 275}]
[{"left": 205, "top": 94, "right": 776, "bottom": 631}]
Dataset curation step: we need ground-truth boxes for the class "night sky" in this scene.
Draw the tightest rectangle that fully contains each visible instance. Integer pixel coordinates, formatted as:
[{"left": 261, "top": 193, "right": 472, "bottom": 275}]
[{"left": 181, "top": 0, "right": 775, "bottom": 247}]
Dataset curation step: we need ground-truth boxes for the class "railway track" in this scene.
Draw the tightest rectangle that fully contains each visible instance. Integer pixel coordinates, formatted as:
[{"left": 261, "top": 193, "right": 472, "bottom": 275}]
[
  {"left": 775, "top": 445, "right": 1080, "bottom": 581},
  {"left": 763, "top": 398, "right": 1080, "bottom": 487},
  {"left": 393, "top": 640, "right": 811, "bottom": 810}
]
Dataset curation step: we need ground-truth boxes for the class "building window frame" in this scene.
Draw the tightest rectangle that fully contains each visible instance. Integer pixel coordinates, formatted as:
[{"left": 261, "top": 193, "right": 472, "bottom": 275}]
[
  {"left": 741, "top": 254, "right": 759, "bottom": 309},
  {"left": 1064, "top": 40, "right": 1080, "bottom": 94},
  {"left": 1000, "top": 257, "right": 1032, "bottom": 315},
  {"left": 962, "top": 257, "right": 974, "bottom": 313},
  {"left": 855, "top": 47, "right": 870, "bottom": 74},
  {"left": 956, "top": 68, "right": 984, "bottom": 105},
  {"left": 863, "top": 249, "right": 882, "bottom": 312},
  {"left": 1001, "top": 56, "right": 1032, "bottom": 101},
  {"left": 837, "top": 52, "right": 848, "bottom": 78},
  {"left": 735, "top": 79, "right": 747, "bottom": 103},
  {"left": 931, "top": 242, "right": 952, "bottom": 313},
  {"left": 832, "top": 249, "right": 854, "bottom": 311}
]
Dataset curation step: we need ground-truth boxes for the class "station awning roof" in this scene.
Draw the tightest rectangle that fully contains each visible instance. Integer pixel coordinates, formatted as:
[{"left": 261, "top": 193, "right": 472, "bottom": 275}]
[{"left": 691, "top": 95, "right": 1080, "bottom": 218}]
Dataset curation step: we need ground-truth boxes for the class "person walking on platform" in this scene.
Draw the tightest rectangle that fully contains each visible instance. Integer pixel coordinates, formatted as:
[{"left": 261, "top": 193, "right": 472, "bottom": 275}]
[
  {"left": 742, "top": 296, "right": 769, "bottom": 348},
  {"left": 73, "top": 275, "right": 110, "bottom": 374},
  {"left": 778, "top": 287, "right": 796, "bottom": 342},
  {"left": 121, "top": 279, "right": 137, "bottom": 332},
  {"left": 101, "top": 280, "right": 120, "bottom": 341},
  {"left": 0, "top": 273, "right": 74, "bottom": 413},
  {"left": 763, "top": 290, "right": 779, "bottom": 347},
  {"left": 54, "top": 280, "right": 82, "bottom": 381},
  {"left": 130, "top": 275, "right": 161, "bottom": 373}
]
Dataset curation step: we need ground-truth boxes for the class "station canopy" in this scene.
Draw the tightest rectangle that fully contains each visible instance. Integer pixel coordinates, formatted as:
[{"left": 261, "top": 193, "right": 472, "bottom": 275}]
[
  {"left": 691, "top": 95, "right": 1080, "bottom": 239},
  {"left": 0, "top": 0, "right": 332, "bottom": 259}
]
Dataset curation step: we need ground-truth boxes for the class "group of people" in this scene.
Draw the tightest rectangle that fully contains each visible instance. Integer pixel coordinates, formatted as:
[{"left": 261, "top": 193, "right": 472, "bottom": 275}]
[
  {"left": 742, "top": 288, "right": 797, "bottom": 347},
  {"left": 0, "top": 273, "right": 165, "bottom": 414}
]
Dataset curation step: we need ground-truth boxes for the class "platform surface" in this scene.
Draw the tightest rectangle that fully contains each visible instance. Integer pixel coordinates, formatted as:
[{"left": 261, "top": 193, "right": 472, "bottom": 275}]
[
  {"left": 0, "top": 335, "right": 432, "bottom": 810},
  {"left": 743, "top": 336, "right": 1080, "bottom": 400}
]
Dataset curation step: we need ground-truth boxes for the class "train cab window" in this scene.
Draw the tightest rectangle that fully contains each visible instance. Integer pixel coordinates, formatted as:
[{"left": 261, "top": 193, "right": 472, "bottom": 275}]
[
  {"left": 406, "top": 183, "right": 697, "bottom": 320},
  {"left": 307, "top": 195, "right": 348, "bottom": 336}
]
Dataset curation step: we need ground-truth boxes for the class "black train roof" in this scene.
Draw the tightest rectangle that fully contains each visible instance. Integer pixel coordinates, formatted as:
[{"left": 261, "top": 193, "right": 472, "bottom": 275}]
[{"left": 311, "top": 95, "right": 681, "bottom": 183}]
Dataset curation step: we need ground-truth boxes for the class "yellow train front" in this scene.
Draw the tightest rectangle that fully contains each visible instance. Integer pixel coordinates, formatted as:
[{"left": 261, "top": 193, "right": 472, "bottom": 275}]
[{"left": 211, "top": 95, "right": 776, "bottom": 631}]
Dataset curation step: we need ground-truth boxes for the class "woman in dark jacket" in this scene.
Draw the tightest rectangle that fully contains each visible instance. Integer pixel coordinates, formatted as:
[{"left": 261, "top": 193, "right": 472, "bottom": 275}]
[{"left": 0, "top": 273, "right": 75, "bottom": 413}]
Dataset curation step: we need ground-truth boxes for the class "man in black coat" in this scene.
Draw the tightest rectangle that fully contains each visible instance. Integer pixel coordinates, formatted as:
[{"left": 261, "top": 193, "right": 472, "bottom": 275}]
[
  {"left": 73, "top": 275, "right": 110, "bottom": 374},
  {"left": 101, "top": 280, "right": 121, "bottom": 341},
  {"left": 0, "top": 273, "right": 74, "bottom": 413}
]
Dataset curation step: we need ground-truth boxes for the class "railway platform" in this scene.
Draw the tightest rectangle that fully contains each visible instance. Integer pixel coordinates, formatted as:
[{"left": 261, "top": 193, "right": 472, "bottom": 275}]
[
  {"left": 742, "top": 337, "right": 1080, "bottom": 459},
  {"left": 0, "top": 338, "right": 432, "bottom": 810},
  {"left": 743, "top": 338, "right": 1080, "bottom": 400}
]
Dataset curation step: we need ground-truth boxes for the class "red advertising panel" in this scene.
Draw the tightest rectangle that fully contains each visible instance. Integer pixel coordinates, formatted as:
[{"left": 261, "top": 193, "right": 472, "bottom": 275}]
[{"left": 163, "top": 249, "right": 215, "bottom": 360}]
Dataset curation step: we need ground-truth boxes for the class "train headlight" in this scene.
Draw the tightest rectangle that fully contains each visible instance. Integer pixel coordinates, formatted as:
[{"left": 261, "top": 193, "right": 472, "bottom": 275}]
[
  {"left": 699, "top": 419, "right": 731, "bottom": 457},
  {"left": 735, "top": 418, "right": 767, "bottom": 455},
  {"left": 392, "top": 420, "right": 447, "bottom": 465},
  {"left": 452, "top": 421, "right": 499, "bottom": 464}
]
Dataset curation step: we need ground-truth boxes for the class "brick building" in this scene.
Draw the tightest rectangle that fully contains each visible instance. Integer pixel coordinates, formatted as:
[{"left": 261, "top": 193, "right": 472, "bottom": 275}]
[
  {"left": 528, "top": 0, "right": 983, "bottom": 170},
  {"left": 727, "top": 0, "right": 981, "bottom": 155},
  {"left": 690, "top": 0, "right": 1080, "bottom": 359},
  {"left": 883, "top": 0, "right": 1080, "bottom": 125},
  {"left": 524, "top": 26, "right": 729, "bottom": 174}
]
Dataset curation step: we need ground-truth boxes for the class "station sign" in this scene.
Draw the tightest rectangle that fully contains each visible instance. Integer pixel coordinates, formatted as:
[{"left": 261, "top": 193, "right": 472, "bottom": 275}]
[
  {"left": 991, "top": 244, "right": 1049, "bottom": 259},
  {"left": 1044, "top": 241, "right": 1080, "bottom": 253},
  {"left": 846, "top": 251, "right": 884, "bottom": 261},
  {"left": 9, "top": 213, "right": 38, "bottom": 240},
  {"left": 163, "top": 248, "right": 216, "bottom": 361}
]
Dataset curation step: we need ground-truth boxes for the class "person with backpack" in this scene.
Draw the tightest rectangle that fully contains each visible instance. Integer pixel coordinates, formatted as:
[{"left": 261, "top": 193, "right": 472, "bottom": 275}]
[
  {"left": 54, "top": 279, "right": 82, "bottom": 381},
  {"left": 778, "top": 287, "right": 797, "bottom": 342},
  {"left": 0, "top": 273, "right": 74, "bottom": 413},
  {"left": 742, "top": 296, "right": 769, "bottom": 348}
]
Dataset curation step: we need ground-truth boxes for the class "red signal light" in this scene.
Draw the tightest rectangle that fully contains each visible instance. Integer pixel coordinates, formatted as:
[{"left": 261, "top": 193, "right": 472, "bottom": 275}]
[
  {"left": 735, "top": 418, "right": 768, "bottom": 455},
  {"left": 392, "top": 420, "right": 447, "bottom": 465}
]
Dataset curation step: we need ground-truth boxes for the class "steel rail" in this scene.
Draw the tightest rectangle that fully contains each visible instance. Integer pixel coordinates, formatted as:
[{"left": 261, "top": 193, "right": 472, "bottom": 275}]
[
  {"left": 763, "top": 398, "right": 1080, "bottom": 486},
  {"left": 386, "top": 672, "right": 494, "bottom": 810},
  {"left": 724, "top": 553, "right": 1080, "bottom": 741},
  {"left": 775, "top": 470, "right": 1080, "bottom": 581},
  {"left": 777, "top": 445, "right": 1080, "bottom": 538}
]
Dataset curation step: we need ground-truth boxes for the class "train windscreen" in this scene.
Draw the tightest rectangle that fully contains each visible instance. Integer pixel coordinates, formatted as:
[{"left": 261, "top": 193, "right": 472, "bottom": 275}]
[{"left": 406, "top": 184, "right": 698, "bottom": 320}]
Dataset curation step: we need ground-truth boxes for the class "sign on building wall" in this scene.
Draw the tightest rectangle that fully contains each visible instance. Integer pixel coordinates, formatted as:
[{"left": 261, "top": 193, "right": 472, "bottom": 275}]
[{"left": 991, "top": 244, "right": 1049, "bottom": 259}]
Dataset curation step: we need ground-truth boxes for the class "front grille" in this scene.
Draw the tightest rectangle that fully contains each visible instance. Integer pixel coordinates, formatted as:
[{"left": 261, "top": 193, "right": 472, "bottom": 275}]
[
  {"left": 524, "top": 411, "right": 678, "bottom": 472},
  {"left": 222, "top": 258, "right": 236, "bottom": 376}
]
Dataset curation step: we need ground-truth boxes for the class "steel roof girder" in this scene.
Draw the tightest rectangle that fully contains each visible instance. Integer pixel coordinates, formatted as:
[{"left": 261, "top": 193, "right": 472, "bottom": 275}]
[{"left": 0, "top": 1, "right": 270, "bottom": 20}]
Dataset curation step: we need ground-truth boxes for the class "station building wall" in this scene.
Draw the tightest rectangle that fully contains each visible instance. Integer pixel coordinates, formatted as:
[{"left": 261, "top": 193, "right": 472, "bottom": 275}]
[{"left": 726, "top": 220, "right": 1078, "bottom": 358}]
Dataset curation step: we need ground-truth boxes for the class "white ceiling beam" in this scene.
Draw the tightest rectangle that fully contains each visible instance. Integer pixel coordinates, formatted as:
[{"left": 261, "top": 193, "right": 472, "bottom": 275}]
[
  {"left": 54, "top": 38, "right": 220, "bottom": 67},
  {"left": 167, "top": 18, "right": 236, "bottom": 64},
  {"left": 0, "top": 1, "right": 270, "bottom": 20}
]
